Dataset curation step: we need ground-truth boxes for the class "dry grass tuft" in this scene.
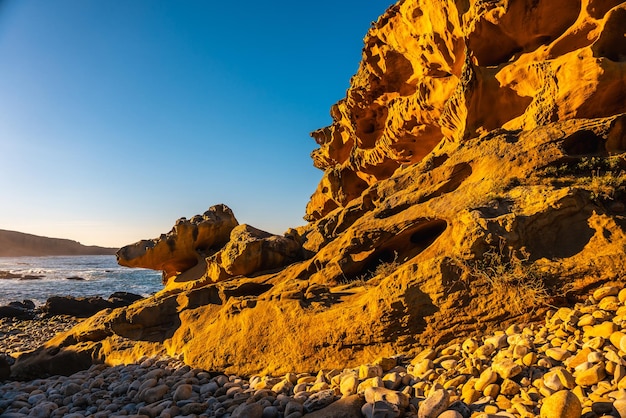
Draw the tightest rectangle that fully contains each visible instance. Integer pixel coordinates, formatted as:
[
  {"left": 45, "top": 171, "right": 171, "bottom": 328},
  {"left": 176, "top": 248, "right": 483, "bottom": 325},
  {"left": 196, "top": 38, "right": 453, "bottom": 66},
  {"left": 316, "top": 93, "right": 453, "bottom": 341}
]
[{"left": 464, "top": 242, "right": 552, "bottom": 315}]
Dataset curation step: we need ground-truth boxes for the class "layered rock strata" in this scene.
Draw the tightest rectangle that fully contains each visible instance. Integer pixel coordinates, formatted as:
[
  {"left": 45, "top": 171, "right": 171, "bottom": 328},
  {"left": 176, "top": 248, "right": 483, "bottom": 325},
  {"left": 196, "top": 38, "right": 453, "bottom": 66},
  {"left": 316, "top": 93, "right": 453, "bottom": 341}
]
[{"left": 11, "top": 0, "right": 626, "bottom": 379}]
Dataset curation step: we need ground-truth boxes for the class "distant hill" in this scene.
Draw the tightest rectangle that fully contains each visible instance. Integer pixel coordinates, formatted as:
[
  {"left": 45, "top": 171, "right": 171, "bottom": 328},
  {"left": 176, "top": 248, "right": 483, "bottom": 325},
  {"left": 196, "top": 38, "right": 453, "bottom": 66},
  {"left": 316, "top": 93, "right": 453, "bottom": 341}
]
[{"left": 0, "top": 229, "right": 117, "bottom": 257}]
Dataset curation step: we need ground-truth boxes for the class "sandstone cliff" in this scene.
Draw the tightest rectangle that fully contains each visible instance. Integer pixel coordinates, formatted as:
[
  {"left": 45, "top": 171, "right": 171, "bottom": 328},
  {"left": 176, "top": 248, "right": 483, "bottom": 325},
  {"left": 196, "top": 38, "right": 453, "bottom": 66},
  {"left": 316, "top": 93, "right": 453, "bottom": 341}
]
[
  {"left": 12, "top": 0, "right": 626, "bottom": 379},
  {"left": 0, "top": 229, "right": 116, "bottom": 257}
]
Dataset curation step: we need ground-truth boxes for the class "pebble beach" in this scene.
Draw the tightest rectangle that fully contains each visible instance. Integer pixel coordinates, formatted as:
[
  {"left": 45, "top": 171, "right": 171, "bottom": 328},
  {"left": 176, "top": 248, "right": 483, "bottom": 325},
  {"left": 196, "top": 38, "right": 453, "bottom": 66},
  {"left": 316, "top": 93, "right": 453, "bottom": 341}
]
[{"left": 2, "top": 286, "right": 626, "bottom": 418}]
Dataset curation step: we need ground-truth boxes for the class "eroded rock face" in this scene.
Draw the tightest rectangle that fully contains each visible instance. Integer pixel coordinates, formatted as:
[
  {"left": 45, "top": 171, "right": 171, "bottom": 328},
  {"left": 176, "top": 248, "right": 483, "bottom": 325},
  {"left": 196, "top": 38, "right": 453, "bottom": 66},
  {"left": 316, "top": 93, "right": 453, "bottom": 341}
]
[
  {"left": 116, "top": 204, "right": 238, "bottom": 280},
  {"left": 306, "top": 0, "right": 626, "bottom": 221},
  {"left": 206, "top": 224, "right": 303, "bottom": 281},
  {"left": 11, "top": 0, "right": 626, "bottom": 379}
]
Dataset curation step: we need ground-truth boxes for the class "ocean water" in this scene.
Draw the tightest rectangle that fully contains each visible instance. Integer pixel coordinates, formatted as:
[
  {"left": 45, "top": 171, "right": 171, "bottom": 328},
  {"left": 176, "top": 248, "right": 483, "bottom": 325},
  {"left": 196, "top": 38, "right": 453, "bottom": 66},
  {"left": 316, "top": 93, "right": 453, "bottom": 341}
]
[{"left": 0, "top": 255, "right": 163, "bottom": 306}]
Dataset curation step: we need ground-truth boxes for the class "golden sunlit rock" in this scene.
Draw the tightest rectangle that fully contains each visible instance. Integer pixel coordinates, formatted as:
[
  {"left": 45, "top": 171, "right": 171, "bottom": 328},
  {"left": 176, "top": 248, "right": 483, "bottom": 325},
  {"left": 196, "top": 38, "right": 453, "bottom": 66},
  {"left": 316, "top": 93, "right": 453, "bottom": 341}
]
[
  {"left": 12, "top": 0, "right": 626, "bottom": 379},
  {"left": 116, "top": 204, "right": 238, "bottom": 280},
  {"left": 305, "top": 0, "right": 626, "bottom": 220}
]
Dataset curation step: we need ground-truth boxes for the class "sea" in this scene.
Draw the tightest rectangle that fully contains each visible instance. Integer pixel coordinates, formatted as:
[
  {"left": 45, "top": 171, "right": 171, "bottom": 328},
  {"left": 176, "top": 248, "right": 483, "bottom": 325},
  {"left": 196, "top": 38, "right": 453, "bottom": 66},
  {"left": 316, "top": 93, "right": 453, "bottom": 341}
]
[{"left": 0, "top": 255, "right": 163, "bottom": 307}]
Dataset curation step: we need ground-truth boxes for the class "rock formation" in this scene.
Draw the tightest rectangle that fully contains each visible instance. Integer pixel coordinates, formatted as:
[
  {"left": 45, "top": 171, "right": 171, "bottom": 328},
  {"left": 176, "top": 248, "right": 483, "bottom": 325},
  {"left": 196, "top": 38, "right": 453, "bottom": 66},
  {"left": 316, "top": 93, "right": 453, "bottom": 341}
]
[
  {"left": 306, "top": 0, "right": 626, "bottom": 220},
  {"left": 11, "top": 0, "right": 626, "bottom": 379},
  {"left": 116, "top": 204, "right": 238, "bottom": 280}
]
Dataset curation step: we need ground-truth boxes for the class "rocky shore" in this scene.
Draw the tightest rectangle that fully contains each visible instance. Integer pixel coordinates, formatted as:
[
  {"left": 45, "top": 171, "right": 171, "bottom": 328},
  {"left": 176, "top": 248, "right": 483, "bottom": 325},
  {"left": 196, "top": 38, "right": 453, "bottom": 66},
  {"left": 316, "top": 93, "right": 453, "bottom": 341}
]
[
  {"left": 0, "top": 314, "right": 78, "bottom": 361},
  {"left": 1, "top": 286, "right": 626, "bottom": 418}
]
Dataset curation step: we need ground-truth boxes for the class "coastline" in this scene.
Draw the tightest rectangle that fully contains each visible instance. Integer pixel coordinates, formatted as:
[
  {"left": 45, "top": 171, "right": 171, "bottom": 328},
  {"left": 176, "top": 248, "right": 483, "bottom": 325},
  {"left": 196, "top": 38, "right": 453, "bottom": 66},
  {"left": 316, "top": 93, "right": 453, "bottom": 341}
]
[
  {"left": 2, "top": 287, "right": 626, "bottom": 417},
  {"left": 0, "top": 255, "right": 162, "bottom": 307}
]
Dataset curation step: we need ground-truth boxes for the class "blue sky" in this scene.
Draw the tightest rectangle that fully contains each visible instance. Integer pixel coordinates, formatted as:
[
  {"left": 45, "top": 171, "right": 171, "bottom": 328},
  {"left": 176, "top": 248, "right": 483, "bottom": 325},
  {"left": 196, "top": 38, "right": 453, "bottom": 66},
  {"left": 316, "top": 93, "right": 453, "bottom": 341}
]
[{"left": 0, "top": 1, "right": 394, "bottom": 247}]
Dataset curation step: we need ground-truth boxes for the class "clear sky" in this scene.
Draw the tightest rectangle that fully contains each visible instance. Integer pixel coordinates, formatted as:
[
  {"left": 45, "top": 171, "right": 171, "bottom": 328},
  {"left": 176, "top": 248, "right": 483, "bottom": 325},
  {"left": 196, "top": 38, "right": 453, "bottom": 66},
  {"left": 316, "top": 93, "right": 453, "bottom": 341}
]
[{"left": 0, "top": 0, "right": 394, "bottom": 248}]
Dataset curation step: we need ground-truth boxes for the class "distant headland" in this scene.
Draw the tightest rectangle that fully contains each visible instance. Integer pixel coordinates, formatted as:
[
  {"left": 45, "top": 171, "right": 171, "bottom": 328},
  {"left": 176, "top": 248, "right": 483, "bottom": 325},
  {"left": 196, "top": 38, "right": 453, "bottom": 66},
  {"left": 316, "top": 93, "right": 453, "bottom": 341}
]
[{"left": 0, "top": 229, "right": 117, "bottom": 257}]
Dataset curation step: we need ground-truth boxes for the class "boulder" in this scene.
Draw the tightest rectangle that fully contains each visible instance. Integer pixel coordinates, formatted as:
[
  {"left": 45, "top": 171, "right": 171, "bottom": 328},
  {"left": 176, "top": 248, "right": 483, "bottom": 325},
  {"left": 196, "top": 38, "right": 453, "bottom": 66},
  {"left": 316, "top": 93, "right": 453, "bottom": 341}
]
[
  {"left": 40, "top": 293, "right": 143, "bottom": 318},
  {"left": 206, "top": 224, "right": 303, "bottom": 281},
  {"left": 0, "top": 356, "right": 11, "bottom": 381},
  {"left": 41, "top": 296, "right": 114, "bottom": 317},
  {"left": 303, "top": 394, "right": 364, "bottom": 418},
  {"left": 108, "top": 292, "right": 144, "bottom": 306},
  {"left": 0, "top": 304, "right": 35, "bottom": 320},
  {"left": 8, "top": 300, "right": 35, "bottom": 311}
]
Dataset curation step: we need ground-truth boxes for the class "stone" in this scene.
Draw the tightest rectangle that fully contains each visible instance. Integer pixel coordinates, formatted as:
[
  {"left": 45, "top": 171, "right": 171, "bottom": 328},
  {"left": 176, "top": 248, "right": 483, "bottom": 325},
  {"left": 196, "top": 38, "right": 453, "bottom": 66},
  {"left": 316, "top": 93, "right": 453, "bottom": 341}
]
[
  {"left": 375, "top": 357, "right": 397, "bottom": 372},
  {"left": 139, "top": 384, "right": 169, "bottom": 403},
  {"left": 303, "top": 394, "right": 364, "bottom": 418},
  {"left": 593, "top": 286, "right": 619, "bottom": 301},
  {"left": 340, "top": 374, "right": 359, "bottom": 397},
  {"left": 437, "top": 411, "right": 463, "bottom": 418},
  {"left": 620, "top": 335, "right": 626, "bottom": 353},
  {"left": 360, "top": 364, "right": 383, "bottom": 380},
  {"left": 33, "top": 292, "right": 142, "bottom": 319},
  {"left": 492, "top": 359, "right": 522, "bottom": 379},
  {"left": 599, "top": 296, "right": 620, "bottom": 311},
  {"left": 417, "top": 388, "right": 450, "bottom": 418},
  {"left": 173, "top": 383, "right": 193, "bottom": 401},
  {"left": 555, "top": 369, "right": 576, "bottom": 390},
  {"left": 448, "top": 400, "right": 471, "bottom": 418},
  {"left": 272, "top": 379, "right": 294, "bottom": 395},
  {"left": 382, "top": 372, "right": 402, "bottom": 390},
  {"left": 285, "top": 401, "right": 304, "bottom": 416},
  {"left": 412, "top": 359, "right": 434, "bottom": 376},
  {"left": 0, "top": 356, "right": 11, "bottom": 380},
  {"left": 263, "top": 406, "right": 280, "bottom": 418},
  {"left": 303, "top": 389, "right": 336, "bottom": 413},
  {"left": 500, "top": 379, "right": 521, "bottom": 396},
  {"left": 364, "top": 387, "right": 409, "bottom": 410},
  {"left": 540, "top": 390, "right": 582, "bottom": 418},
  {"left": 361, "top": 401, "right": 400, "bottom": 418},
  {"left": 614, "top": 398, "right": 626, "bottom": 418},
  {"left": 585, "top": 322, "right": 617, "bottom": 339},
  {"left": 475, "top": 368, "right": 498, "bottom": 392},
  {"left": 29, "top": 401, "right": 59, "bottom": 418},
  {"left": 0, "top": 305, "right": 35, "bottom": 319},
  {"left": 546, "top": 348, "right": 571, "bottom": 362},
  {"left": 575, "top": 364, "right": 606, "bottom": 386},
  {"left": 62, "top": 382, "right": 83, "bottom": 396},
  {"left": 207, "top": 224, "right": 303, "bottom": 281},
  {"left": 231, "top": 402, "right": 264, "bottom": 418},
  {"left": 358, "top": 377, "right": 385, "bottom": 393}
]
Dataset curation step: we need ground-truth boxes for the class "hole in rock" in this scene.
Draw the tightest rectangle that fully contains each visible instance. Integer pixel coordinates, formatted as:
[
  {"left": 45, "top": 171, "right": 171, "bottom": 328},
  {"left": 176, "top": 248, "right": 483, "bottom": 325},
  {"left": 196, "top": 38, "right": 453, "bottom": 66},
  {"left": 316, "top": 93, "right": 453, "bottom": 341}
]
[
  {"left": 588, "top": 0, "right": 624, "bottom": 19},
  {"left": 354, "top": 104, "right": 389, "bottom": 149},
  {"left": 429, "top": 154, "right": 449, "bottom": 169},
  {"left": 362, "top": 122, "right": 376, "bottom": 134},
  {"left": 223, "top": 282, "right": 274, "bottom": 299},
  {"left": 592, "top": 6, "right": 626, "bottom": 62},
  {"left": 410, "top": 219, "right": 448, "bottom": 248},
  {"left": 562, "top": 130, "right": 606, "bottom": 156},
  {"left": 383, "top": 50, "right": 416, "bottom": 95},
  {"left": 468, "top": 21, "right": 520, "bottom": 66},
  {"left": 524, "top": 210, "right": 595, "bottom": 260},
  {"left": 607, "top": 116, "right": 626, "bottom": 153},
  {"left": 344, "top": 219, "right": 447, "bottom": 282}
]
